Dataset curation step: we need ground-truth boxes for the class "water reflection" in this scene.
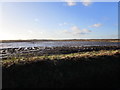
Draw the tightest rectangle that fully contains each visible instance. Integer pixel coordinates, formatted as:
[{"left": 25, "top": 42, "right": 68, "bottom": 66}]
[{"left": 0, "top": 41, "right": 119, "bottom": 49}]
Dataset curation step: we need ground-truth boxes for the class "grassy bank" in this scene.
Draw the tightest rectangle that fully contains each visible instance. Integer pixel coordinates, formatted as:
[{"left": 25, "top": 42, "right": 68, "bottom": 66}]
[
  {"left": 2, "top": 49, "right": 120, "bottom": 88},
  {"left": 2, "top": 49, "right": 120, "bottom": 67}
]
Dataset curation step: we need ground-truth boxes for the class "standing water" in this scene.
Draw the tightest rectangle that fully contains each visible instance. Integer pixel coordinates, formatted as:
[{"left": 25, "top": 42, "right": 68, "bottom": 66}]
[{"left": 0, "top": 41, "right": 119, "bottom": 49}]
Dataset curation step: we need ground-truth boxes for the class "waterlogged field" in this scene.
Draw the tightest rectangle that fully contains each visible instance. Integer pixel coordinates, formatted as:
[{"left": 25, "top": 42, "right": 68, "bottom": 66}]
[
  {"left": 0, "top": 40, "right": 120, "bottom": 49},
  {"left": 1, "top": 40, "right": 120, "bottom": 88},
  {"left": 0, "top": 40, "right": 119, "bottom": 59}
]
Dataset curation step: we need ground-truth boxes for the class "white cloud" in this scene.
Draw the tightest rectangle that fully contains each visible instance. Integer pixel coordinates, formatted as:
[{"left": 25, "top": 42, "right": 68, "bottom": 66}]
[
  {"left": 59, "top": 22, "right": 68, "bottom": 26},
  {"left": 63, "top": 26, "right": 91, "bottom": 36},
  {"left": 65, "top": 0, "right": 77, "bottom": 6},
  {"left": 34, "top": 18, "right": 39, "bottom": 22},
  {"left": 71, "top": 26, "right": 91, "bottom": 35},
  {"left": 81, "top": 0, "right": 92, "bottom": 6},
  {"left": 65, "top": 0, "right": 93, "bottom": 7},
  {"left": 90, "top": 23, "right": 102, "bottom": 27},
  {"left": 28, "top": 30, "right": 33, "bottom": 34}
]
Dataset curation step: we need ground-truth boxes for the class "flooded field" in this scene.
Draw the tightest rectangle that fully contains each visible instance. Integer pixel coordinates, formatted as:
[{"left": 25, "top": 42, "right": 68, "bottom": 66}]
[
  {"left": 0, "top": 41, "right": 120, "bottom": 60},
  {"left": 0, "top": 41, "right": 119, "bottom": 49}
]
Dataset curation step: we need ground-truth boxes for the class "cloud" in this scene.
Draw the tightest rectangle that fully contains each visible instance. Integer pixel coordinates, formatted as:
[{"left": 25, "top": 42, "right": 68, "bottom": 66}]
[
  {"left": 34, "top": 18, "right": 39, "bottom": 22},
  {"left": 90, "top": 23, "right": 102, "bottom": 27},
  {"left": 59, "top": 22, "right": 68, "bottom": 26},
  {"left": 65, "top": 0, "right": 77, "bottom": 6},
  {"left": 28, "top": 30, "right": 33, "bottom": 34},
  {"left": 65, "top": 0, "right": 93, "bottom": 7},
  {"left": 63, "top": 26, "right": 91, "bottom": 36},
  {"left": 71, "top": 26, "right": 91, "bottom": 35},
  {"left": 81, "top": 0, "right": 92, "bottom": 6}
]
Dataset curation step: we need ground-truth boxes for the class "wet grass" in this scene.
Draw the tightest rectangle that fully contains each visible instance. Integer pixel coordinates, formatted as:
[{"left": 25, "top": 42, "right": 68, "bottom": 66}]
[{"left": 2, "top": 49, "right": 120, "bottom": 88}]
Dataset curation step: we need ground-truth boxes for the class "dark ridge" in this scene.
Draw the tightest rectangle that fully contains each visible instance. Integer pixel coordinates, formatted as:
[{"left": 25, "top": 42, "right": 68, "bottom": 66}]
[{"left": 0, "top": 39, "right": 120, "bottom": 43}]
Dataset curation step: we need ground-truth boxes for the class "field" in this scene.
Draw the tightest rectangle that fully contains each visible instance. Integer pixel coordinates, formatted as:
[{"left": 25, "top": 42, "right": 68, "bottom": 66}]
[
  {"left": 2, "top": 48, "right": 120, "bottom": 88},
  {"left": 1, "top": 39, "right": 120, "bottom": 43}
]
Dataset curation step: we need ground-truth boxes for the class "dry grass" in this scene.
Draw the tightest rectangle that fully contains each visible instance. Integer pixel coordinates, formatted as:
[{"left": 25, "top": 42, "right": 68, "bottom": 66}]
[
  {"left": 2, "top": 49, "right": 120, "bottom": 68},
  {"left": 2, "top": 49, "right": 120, "bottom": 88}
]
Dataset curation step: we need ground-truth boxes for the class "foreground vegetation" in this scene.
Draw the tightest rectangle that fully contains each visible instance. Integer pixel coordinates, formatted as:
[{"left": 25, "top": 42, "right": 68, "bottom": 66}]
[
  {"left": 2, "top": 49, "right": 120, "bottom": 67},
  {"left": 2, "top": 49, "right": 120, "bottom": 88}
]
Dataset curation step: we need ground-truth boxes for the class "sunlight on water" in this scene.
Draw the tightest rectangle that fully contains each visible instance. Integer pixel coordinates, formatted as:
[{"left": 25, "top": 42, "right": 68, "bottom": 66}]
[{"left": 0, "top": 41, "right": 119, "bottom": 49}]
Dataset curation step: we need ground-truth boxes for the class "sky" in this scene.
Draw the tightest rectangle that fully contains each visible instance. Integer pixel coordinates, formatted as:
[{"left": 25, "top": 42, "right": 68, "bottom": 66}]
[{"left": 0, "top": 2, "right": 118, "bottom": 40}]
